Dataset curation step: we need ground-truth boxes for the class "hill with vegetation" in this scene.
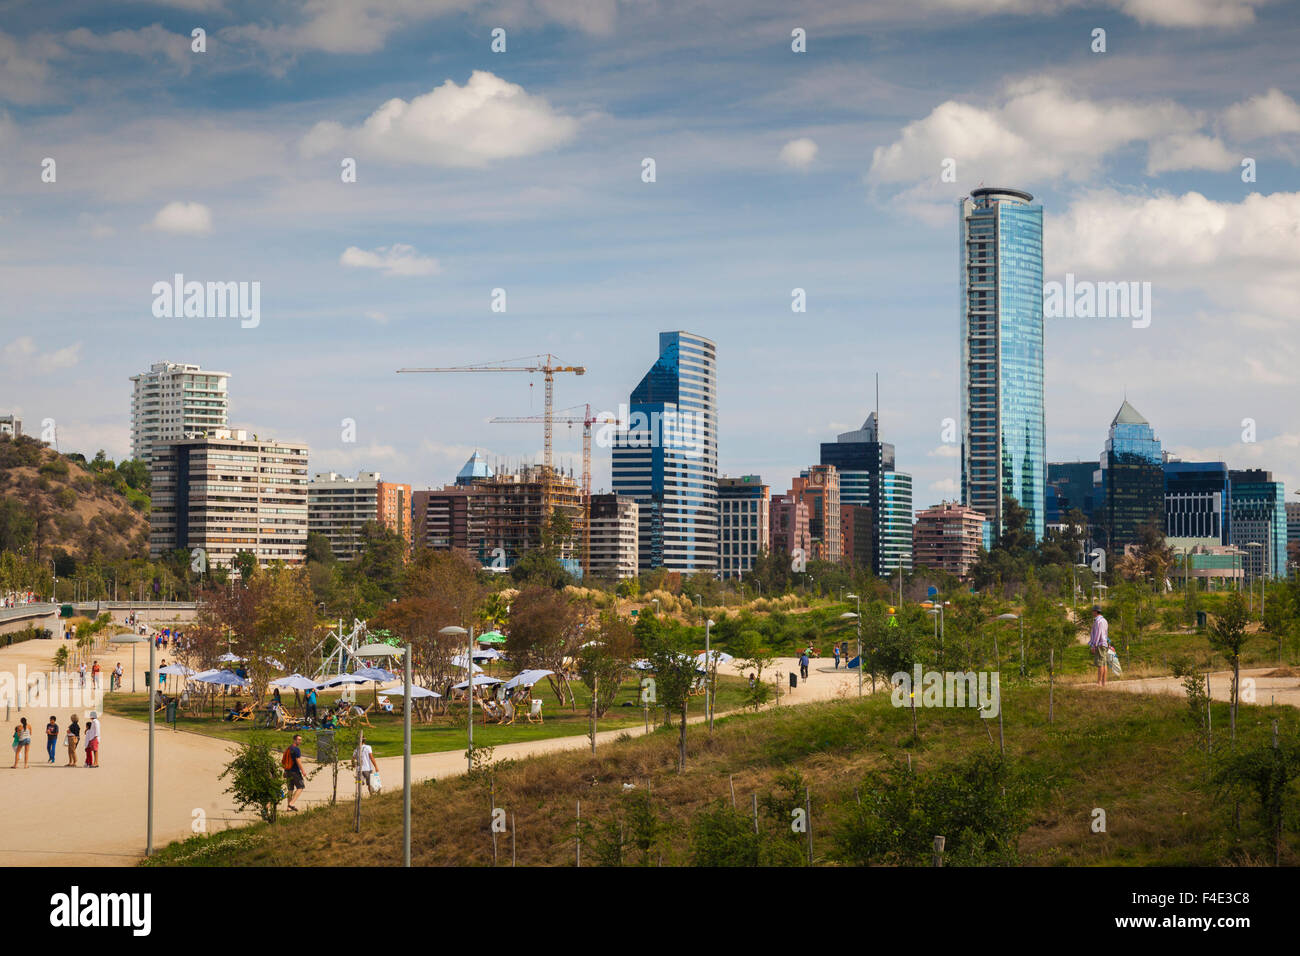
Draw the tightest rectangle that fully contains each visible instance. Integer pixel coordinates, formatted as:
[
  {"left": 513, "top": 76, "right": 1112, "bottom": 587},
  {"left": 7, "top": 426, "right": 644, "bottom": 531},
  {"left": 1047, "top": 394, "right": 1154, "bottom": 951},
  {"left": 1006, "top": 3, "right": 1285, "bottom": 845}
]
[{"left": 0, "top": 433, "right": 150, "bottom": 565}]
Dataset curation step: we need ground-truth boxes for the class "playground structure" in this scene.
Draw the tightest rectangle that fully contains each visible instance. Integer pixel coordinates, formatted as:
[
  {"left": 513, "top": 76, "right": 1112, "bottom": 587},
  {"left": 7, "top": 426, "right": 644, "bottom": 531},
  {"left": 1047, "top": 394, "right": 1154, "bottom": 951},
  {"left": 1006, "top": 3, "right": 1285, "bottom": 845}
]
[{"left": 312, "top": 619, "right": 401, "bottom": 680}]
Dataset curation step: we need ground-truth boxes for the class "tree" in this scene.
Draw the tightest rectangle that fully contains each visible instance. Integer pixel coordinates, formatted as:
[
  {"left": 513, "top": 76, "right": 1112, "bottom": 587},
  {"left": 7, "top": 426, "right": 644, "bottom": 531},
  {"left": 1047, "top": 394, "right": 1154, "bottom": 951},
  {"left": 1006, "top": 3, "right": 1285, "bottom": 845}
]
[
  {"left": 231, "top": 550, "right": 258, "bottom": 582},
  {"left": 642, "top": 628, "right": 698, "bottom": 770},
  {"left": 506, "top": 585, "right": 586, "bottom": 707},
  {"left": 305, "top": 533, "right": 335, "bottom": 565},
  {"left": 577, "top": 610, "right": 636, "bottom": 717},
  {"left": 730, "top": 628, "right": 775, "bottom": 710},
  {"left": 1208, "top": 591, "right": 1250, "bottom": 741},
  {"left": 245, "top": 566, "right": 317, "bottom": 702},
  {"left": 221, "top": 734, "right": 290, "bottom": 823}
]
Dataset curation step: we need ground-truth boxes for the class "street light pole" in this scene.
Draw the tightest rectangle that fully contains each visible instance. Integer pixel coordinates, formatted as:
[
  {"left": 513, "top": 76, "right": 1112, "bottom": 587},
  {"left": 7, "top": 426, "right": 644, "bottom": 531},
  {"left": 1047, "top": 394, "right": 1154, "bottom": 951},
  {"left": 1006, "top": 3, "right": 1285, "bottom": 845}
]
[
  {"left": 403, "top": 641, "right": 412, "bottom": 868},
  {"left": 440, "top": 625, "right": 475, "bottom": 772},
  {"left": 705, "top": 617, "right": 715, "bottom": 732},
  {"left": 147, "top": 635, "right": 155, "bottom": 856}
]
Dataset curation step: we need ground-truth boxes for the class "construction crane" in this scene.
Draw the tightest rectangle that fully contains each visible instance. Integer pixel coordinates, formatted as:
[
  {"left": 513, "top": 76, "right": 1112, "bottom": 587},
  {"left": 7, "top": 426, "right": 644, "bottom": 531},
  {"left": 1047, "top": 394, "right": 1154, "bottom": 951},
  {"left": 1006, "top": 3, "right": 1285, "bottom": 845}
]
[
  {"left": 489, "top": 403, "right": 618, "bottom": 575},
  {"left": 396, "top": 354, "right": 585, "bottom": 473}
]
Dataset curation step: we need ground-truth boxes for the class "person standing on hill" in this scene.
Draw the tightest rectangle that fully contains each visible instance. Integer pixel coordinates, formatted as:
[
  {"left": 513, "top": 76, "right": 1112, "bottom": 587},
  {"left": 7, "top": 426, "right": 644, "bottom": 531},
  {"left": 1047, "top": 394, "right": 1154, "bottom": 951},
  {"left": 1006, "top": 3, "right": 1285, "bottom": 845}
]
[
  {"left": 45, "top": 716, "right": 59, "bottom": 764},
  {"left": 798, "top": 651, "right": 810, "bottom": 681},
  {"left": 1089, "top": 606, "right": 1110, "bottom": 688}
]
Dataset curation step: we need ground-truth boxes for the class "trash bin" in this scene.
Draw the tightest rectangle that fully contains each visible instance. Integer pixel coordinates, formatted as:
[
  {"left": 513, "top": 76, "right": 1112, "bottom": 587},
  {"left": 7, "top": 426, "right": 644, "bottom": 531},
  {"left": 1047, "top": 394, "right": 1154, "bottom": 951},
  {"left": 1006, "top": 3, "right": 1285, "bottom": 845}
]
[
  {"left": 789, "top": 672, "right": 798, "bottom": 689},
  {"left": 316, "top": 730, "right": 336, "bottom": 763},
  {"left": 165, "top": 699, "right": 177, "bottom": 724},
  {"left": 1196, "top": 610, "right": 1207, "bottom": 630},
  {"left": 144, "top": 671, "right": 151, "bottom": 688}
]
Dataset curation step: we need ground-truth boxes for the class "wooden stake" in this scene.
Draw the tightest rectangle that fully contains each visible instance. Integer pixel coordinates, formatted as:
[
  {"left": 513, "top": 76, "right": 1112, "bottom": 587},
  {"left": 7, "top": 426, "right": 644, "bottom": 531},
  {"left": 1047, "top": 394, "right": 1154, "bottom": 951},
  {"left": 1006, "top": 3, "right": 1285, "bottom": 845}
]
[
  {"left": 729, "top": 774, "right": 736, "bottom": 809},
  {"left": 933, "top": 835, "right": 945, "bottom": 867}
]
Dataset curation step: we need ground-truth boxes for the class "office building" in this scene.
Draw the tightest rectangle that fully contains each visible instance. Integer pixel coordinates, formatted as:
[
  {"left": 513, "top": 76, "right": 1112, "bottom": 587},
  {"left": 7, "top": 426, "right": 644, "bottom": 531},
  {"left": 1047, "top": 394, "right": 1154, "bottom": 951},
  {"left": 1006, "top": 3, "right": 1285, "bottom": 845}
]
[
  {"left": 1047, "top": 461, "right": 1098, "bottom": 524},
  {"left": 587, "top": 494, "right": 640, "bottom": 580},
  {"left": 612, "top": 331, "right": 718, "bottom": 574},
  {"left": 412, "top": 486, "right": 483, "bottom": 555},
  {"left": 1164, "top": 460, "right": 1230, "bottom": 550},
  {"left": 454, "top": 450, "right": 494, "bottom": 487},
  {"left": 0, "top": 414, "right": 20, "bottom": 439},
  {"left": 913, "top": 501, "right": 988, "bottom": 579},
  {"left": 717, "top": 476, "right": 770, "bottom": 579},
  {"left": 841, "top": 504, "right": 873, "bottom": 569},
  {"left": 959, "top": 187, "right": 1046, "bottom": 541},
  {"left": 149, "top": 428, "right": 308, "bottom": 570},
  {"left": 1285, "top": 501, "right": 1300, "bottom": 574},
  {"left": 130, "top": 361, "right": 230, "bottom": 464},
  {"left": 769, "top": 494, "right": 811, "bottom": 560},
  {"left": 1098, "top": 400, "right": 1164, "bottom": 554},
  {"left": 1229, "top": 469, "right": 1287, "bottom": 580},
  {"left": 820, "top": 413, "right": 912, "bottom": 575},
  {"left": 308, "top": 471, "right": 412, "bottom": 560},
  {"left": 790, "top": 465, "right": 841, "bottom": 563}
]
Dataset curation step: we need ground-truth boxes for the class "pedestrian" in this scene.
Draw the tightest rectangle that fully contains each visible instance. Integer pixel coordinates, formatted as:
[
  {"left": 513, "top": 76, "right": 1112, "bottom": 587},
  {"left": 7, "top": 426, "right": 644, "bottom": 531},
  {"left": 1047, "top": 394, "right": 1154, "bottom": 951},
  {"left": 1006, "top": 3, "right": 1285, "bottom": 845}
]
[
  {"left": 66, "top": 714, "right": 80, "bottom": 766},
  {"left": 45, "top": 715, "right": 59, "bottom": 764},
  {"left": 354, "top": 736, "right": 378, "bottom": 795},
  {"left": 83, "top": 712, "right": 100, "bottom": 768},
  {"left": 1089, "top": 606, "right": 1110, "bottom": 688},
  {"left": 12, "top": 717, "right": 32, "bottom": 768},
  {"left": 283, "top": 734, "right": 306, "bottom": 811},
  {"left": 112, "top": 662, "right": 123, "bottom": 692},
  {"left": 78, "top": 661, "right": 86, "bottom": 689},
  {"left": 833, "top": 645, "right": 841, "bottom": 669},
  {"left": 799, "top": 651, "right": 810, "bottom": 680},
  {"left": 305, "top": 686, "right": 318, "bottom": 722},
  {"left": 158, "top": 659, "right": 167, "bottom": 689},
  {"left": 92, "top": 660, "right": 102, "bottom": 689}
]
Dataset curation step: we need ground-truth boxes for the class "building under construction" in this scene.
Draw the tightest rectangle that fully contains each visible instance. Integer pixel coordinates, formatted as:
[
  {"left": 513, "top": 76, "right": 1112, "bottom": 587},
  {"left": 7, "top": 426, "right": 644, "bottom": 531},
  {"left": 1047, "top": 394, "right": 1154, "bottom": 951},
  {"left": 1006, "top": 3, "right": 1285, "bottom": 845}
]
[{"left": 477, "top": 464, "right": 584, "bottom": 571}]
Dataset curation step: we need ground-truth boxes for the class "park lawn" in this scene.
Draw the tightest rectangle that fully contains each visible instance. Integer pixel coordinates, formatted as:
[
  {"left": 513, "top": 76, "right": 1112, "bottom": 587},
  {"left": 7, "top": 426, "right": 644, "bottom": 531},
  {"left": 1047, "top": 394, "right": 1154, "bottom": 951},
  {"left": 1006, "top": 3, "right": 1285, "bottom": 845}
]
[
  {"left": 103, "top": 673, "right": 752, "bottom": 759},
  {"left": 144, "top": 680, "right": 1300, "bottom": 867}
]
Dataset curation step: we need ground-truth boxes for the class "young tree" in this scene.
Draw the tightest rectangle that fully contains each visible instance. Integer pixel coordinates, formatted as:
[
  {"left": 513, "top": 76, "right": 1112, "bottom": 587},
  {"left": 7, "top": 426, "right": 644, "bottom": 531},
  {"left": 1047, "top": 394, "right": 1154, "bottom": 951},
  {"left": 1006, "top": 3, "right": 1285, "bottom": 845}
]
[
  {"left": 642, "top": 628, "right": 698, "bottom": 770},
  {"left": 1209, "top": 591, "right": 1250, "bottom": 740},
  {"left": 507, "top": 585, "right": 586, "bottom": 706},
  {"left": 577, "top": 610, "right": 636, "bottom": 717}
]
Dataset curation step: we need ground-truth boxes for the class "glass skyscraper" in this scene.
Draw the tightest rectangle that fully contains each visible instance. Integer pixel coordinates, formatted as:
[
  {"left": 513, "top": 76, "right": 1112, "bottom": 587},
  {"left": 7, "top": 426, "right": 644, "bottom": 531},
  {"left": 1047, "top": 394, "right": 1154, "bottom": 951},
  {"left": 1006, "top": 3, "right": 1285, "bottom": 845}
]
[
  {"left": 1229, "top": 469, "right": 1287, "bottom": 580},
  {"left": 819, "top": 413, "right": 913, "bottom": 575},
  {"left": 612, "top": 331, "right": 718, "bottom": 573},
  {"left": 1099, "top": 400, "right": 1164, "bottom": 553},
  {"left": 960, "top": 187, "right": 1045, "bottom": 542}
]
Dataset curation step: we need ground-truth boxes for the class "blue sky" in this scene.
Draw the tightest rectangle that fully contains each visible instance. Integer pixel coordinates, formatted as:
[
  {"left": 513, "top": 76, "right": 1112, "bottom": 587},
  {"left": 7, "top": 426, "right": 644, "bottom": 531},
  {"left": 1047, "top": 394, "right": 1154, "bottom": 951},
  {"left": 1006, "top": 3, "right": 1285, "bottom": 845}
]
[{"left": 1, "top": 0, "right": 1298, "bottom": 509}]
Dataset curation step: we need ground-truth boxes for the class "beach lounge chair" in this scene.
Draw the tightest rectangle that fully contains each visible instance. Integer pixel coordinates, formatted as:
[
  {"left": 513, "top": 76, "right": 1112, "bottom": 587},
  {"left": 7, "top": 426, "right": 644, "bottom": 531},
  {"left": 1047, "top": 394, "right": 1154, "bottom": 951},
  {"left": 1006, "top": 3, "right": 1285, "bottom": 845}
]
[{"left": 526, "top": 698, "right": 543, "bottom": 724}]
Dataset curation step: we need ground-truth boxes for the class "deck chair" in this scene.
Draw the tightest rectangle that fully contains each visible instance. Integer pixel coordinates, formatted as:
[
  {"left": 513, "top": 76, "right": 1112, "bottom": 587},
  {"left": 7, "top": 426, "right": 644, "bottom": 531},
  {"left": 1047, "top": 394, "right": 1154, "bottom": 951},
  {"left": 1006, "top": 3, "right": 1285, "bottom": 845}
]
[
  {"left": 526, "top": 698, "right": 543, "bottom": 724},
  {"left": 350, "top": 702, "right": 374, "bottom": 727},
  {"left": 500, "top": 698, "right": 516, "bottom": 725},
  {"left": 479, "top": 699, "right": 503, "bottom": 724}
]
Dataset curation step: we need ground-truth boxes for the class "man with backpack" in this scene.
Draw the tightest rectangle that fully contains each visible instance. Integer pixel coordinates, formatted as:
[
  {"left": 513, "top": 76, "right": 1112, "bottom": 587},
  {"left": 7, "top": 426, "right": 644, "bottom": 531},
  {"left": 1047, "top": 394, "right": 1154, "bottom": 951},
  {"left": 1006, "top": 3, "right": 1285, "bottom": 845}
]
[{"left": 283, "top": 734, "right": 306, "bottom": 812}]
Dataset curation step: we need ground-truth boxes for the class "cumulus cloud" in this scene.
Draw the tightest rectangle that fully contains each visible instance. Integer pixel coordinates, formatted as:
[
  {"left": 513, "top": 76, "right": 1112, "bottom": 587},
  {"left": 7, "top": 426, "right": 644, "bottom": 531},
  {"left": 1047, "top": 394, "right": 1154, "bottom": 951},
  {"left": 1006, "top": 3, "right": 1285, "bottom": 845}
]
[
  {"left": 869, "top": 77, "right": 1203, "bottom": 188},
  {"left": 1116, "top": 0, "right": 1273, "bottom": 28},
  {"left": 1223, "top": 88, "right": 1300, "bottom": 140},
  {"left": 150, "top": 201, "right": 213, "bottom": 235},
  {"left": 1146, "top": 133, "right": 1238, "bottom": 174},
  {"left": 63, "top": 24, "right": 193, "bottom": 70},
  {"left": 929, "top": 477, "right": 958, "bottom": 494},
  {"left": 779, "top": 137, "right": 818, "bottom": 170},
  {"left": 301, "top": 71, "right": 579, "bottom": 167},
  {"left": 2, "top": 336, "right": 82, "bottom": 372},
  {"left": 927, "top": 444, "right": 959, "bottom": 458},
  {"left": 340, "top": 243, "right": 440, "bottom": 276}
]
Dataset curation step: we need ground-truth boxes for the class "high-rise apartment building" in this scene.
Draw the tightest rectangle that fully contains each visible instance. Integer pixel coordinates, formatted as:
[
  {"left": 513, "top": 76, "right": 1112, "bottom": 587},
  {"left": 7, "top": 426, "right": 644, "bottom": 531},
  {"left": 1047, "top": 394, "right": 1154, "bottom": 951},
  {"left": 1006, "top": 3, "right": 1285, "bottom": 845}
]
[
  {"left": 790, "top": 465, "right": 841, "bottom": 563},
  {"left": 1098, "top": 400, "right": 1164, "bottom": 553},
  {"left": 717, "top": 475, "right": 770, "bottom": 579},
  {"left": 130, "top": 362, "right": 230, "bottom": 464},
  {"left": 769, "top": 494, "right": 811, "bottom": 560},
  {"left": 478, "top": 465, "right": 584, "bottom": 572},
  {"left": 412, "top": 487, "right": 484, "bottom": 556},
  {"left": 1228, "top": 469, "right": 1287, "bottom": 580},
  {"left": 820, "top": 413, "right": 912, "bottom": 575},
  {"left": 149, "top": 428, "right": 308, "bottom": 570},
  {"left": 612, "top": 331, "right": 718, "bottom": 574},
  {"left": 959, "top": 187, "right": 1045, "bottom": 542},
  {"left": 308, "top": 472, "right": 412, "bottom": 560},
  {"left": 841, "top": 504, "right": 873, "bottom": 569},
  {"left": 587, "top": 493, "right": 640, "bottom": 580},
  {"left": 1285, "top": 501, "right": 1300, "bottom": 574},
  {"left": 913, "top": 501, "right": 988, "bottom": 579}
]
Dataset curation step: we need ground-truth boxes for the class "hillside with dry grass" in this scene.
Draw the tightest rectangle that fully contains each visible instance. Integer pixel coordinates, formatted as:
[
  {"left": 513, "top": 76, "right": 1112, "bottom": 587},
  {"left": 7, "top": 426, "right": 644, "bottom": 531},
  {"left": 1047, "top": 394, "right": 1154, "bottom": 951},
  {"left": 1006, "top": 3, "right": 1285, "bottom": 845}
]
[{"left": 0, "top": 434, "right": 150, "bottom": 561}]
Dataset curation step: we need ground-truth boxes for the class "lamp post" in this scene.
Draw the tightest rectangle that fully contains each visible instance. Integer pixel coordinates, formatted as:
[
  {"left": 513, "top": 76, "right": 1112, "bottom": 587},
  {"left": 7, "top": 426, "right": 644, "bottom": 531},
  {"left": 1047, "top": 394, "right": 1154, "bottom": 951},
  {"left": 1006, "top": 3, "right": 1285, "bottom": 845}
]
[
  {"left": 998, "top": 613, "right": 1024, "bottom": 677},
  {"left": 652, "top": 598, "right": 660, "bottom": 616},
  {"left": 109, "top": 631, "right": 153, "bottom": 855},
  {"left": 705, "top": 617, "right": 716, "bottom": 732},
  {"left": 403, "top": 641, "right": 412, "bottom": 868},
  {"left": 439, "top": 625, "right": 475, "bottom": 772},
  {"left": 841, "top": 610, "right": 861, "bottom": 698}
]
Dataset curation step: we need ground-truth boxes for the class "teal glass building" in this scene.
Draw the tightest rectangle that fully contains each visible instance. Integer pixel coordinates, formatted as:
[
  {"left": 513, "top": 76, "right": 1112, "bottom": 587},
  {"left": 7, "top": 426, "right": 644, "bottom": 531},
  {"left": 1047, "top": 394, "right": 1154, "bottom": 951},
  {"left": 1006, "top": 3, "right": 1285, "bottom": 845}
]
[
  {"left": 959, "top": 187, "right": 1045, "bottom": 542},
  {"left": 1099, "top": 400, "right": 1164, "bottom": 553}
]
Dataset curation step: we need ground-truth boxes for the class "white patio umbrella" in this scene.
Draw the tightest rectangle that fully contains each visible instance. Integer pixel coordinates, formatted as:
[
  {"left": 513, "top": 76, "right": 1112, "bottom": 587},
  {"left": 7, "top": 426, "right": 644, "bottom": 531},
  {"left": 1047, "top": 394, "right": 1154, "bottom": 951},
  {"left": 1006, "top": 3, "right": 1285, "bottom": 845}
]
[
  {"left": 470, "top": 648, "right": 502, "bottom": 661},
  {"left": 194, "top": 670, "right": 249, "bottom": 688},
  {"left": 451, "top": 674, "right": 504, "bottom": 690},
  {"left": 451, "top": 655, "right": 485, "bottom": 673},
  {"left": 353, "top": 666, "right": 398, "bottom": 682},
  {"left": 353, "top": 643, "right": 405, "bottom": 659},
  {"left": 503, "top": 668, "right": 554, "bottom": 691},
  {"left": 270, "top": 674, "right": 319, "bottom": 691},
  {"left": 158, "top": 663, "right": 196, "bottom": 677},
  {"left": 216, "top": 652, "right": 243, "bottom": 663},
  {"left": 316, "top": 673, "right": 369, "bottom": 688},
  {"left": 695, "top": 650, "right": 734, "bottom": 669}
]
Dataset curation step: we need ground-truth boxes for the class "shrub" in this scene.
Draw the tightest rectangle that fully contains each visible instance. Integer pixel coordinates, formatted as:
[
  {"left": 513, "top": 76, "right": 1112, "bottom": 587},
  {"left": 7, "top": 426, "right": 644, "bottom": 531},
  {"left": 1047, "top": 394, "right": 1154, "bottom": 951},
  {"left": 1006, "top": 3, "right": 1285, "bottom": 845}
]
[{"left": 220, "top": 734, "right": 290, "bottom": 823}]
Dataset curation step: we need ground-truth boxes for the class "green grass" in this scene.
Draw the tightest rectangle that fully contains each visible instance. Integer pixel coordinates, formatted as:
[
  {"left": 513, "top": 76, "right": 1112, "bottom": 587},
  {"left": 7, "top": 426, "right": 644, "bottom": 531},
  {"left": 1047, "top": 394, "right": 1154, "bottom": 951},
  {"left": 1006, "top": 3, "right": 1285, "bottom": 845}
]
[
  {"left": 104, "top": 673, "right": 751, "bottom": 758},
  {"left": 144, "top": 675, "right": 1300, "bottom": 867}
]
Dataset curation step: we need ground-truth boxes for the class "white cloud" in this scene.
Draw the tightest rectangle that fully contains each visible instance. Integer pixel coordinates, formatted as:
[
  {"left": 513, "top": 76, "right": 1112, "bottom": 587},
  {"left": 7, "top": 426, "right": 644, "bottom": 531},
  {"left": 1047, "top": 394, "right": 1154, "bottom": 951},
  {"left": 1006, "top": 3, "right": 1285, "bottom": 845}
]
[
  {"left": 2, "top": 336, "right": 82, "bottom": 372},
  {"left": 340, "top": 243, "right": 440, "bottom": 277},
  {"left": 1117, "top": 0, "right": 1273, "bottom": 28},
  {"left": 0, "top": 31, "right": 57, "bottom": 105},
  {"left": 1223, "top": 88, "right": 1300, "bottom": 140},
  {"left": 301, "top": 71, "right": 579, "bottom": 168},
  {"left": 149, "top": 201, "right": 213, "bottom": 235},
  {"left": 869, "top": 77, "right": 1203, "bottom": 189},
  {"left": 779, "top": 137, "right": 818, "bottom": 170},
  {"left": 929, "top": 477, "right": 958, "bottom": 494},
  {"left": 927, "top": 444, "right": 959, "bottom": 458},
  {"left": 1145, "top": 133, "right": 1238, "bottom": 174},
  {"left": 62, "top": 25, "right": 193, "bottom": 71},
  {"left": 364, "top": 309, "right": 389, "bottom": 324}
]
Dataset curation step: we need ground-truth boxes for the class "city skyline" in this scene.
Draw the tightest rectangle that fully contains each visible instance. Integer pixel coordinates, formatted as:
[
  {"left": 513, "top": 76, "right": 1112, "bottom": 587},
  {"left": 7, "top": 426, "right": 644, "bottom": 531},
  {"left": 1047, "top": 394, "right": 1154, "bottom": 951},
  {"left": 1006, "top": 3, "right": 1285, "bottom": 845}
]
[{"left": 0, "top": 2, "right": 1297, "bottom": 513}]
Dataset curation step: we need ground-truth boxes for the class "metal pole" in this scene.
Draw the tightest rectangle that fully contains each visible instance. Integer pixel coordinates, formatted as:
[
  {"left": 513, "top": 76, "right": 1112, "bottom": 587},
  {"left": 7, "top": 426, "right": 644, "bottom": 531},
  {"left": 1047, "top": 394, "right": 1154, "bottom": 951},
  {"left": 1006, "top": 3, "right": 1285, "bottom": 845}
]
[
  {"left": 1018, "top": 616, "right": 1025, "bottom": 677},
  {"left": 403, "top": 641, "right": 412, "bottom": 868},
  {"left": 856, "top": 594, "right": 862, "bottom": 697},
  {"left": 706, "top": 618, "right": 713, "bottom": 732},
  {"left": 467, "top": 626, "right": 474, "bottom": 773},
  {"left": 147, "top": 636, "right": 155, "bottom": 856}
]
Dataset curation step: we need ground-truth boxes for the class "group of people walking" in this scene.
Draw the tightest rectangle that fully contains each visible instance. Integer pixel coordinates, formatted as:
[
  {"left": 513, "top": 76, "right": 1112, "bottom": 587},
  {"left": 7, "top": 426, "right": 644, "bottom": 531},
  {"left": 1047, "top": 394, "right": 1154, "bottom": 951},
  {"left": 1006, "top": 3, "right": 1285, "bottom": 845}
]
[{"left": 10, "top": 712, "right": 99, "bottom": 768}]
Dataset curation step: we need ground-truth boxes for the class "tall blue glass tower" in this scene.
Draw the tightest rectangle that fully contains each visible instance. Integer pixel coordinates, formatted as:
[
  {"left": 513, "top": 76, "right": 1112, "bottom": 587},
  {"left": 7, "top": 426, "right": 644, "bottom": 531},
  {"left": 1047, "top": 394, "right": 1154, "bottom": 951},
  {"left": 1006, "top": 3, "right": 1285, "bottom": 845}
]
[
  {"left": 612, "top": 331, "right": 718, "bottom": 573},
  {"left": 960, "top": 187, "right": 1045, "bottom": 542}
]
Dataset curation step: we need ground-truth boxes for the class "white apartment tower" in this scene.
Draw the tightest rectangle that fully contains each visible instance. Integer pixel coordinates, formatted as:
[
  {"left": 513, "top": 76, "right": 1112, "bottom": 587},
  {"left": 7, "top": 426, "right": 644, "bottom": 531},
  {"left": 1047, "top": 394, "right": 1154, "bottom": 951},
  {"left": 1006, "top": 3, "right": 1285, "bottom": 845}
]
[{"left": 130, "top": 361, "right": 230, "bottom": 464}]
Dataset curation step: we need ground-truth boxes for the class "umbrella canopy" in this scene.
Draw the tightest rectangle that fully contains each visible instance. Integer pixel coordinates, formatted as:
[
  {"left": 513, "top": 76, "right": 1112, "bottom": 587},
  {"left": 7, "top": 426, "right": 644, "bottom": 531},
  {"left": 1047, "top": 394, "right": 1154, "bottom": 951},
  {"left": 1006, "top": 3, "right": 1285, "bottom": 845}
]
[
  {"left": 450, "top": 655, "right": 485, "bottom": 673},
  {"left": 451, "top": 674, "right": 505, "bottom": 690},
  {"left": 262, "top": 657, "right": 285, "bottom": 669},
  {"left": 695, "top": 651, "right": 734, "bottom": 668},
  {"left": 631, "top": 659, "right": 654, "bottom": 671},
  {"left": 503, "top": 668, "right": 554, "bottom": 691},
  {"left": 216, "top": 652, "right": 243, "bottom": 663},
  {"left": 353, "top": 666, "right": 398, "bottom": 682},
  {"left": 317, "top": 673, "right": 370, "bottom": 688},
  {"left": 158, "top": 664, "right": 196, "bottom": 677},
  {"left": 270, "top": 674, "right": 319, "bottom": 691},
  {"left": 194, "top": 670, "right": 249, "bottom": 688},
  {"left": 353, "top": 643, "right": 405, "bottom": 659},
  {"left": 471, "top": 648, "right": 502, "bottom": 661},
  {"left": 477, "top": 631, "right": 506, "bottom": 645},
  {"left": 383, "top": 683, "right": 441, "bottom": 700}
]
